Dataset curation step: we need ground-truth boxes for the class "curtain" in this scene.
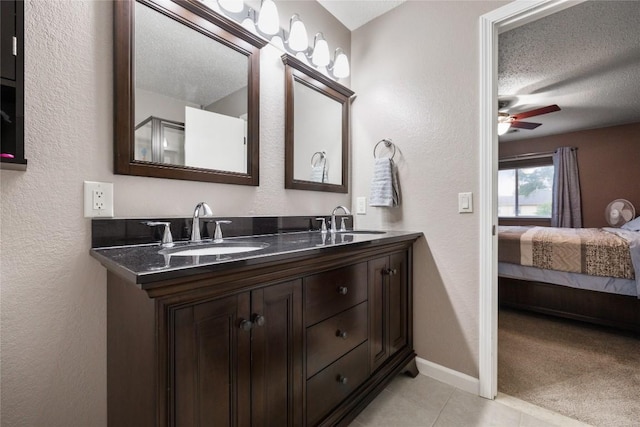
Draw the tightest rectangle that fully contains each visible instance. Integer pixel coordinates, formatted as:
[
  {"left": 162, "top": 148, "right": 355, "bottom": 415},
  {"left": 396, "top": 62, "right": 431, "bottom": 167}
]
[{"left": 551, "top": 147, "right": 582, "bottom": 227}]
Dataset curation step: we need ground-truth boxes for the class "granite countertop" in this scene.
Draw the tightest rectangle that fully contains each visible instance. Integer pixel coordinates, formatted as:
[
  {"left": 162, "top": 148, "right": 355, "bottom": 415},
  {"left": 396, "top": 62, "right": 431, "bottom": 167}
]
[{"left": 90, "top": 230, "right": 422, "bottom": 285}]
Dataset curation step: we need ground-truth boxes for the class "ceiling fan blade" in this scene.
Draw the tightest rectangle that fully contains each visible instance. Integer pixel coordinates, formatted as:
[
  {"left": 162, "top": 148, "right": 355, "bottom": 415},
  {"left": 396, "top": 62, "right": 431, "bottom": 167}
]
[
  {"left": 512, "top": 104, "right": 561, "bottom": 120},
  {"left": 510, "top": 120, "right": 542, "bottom": 130}
]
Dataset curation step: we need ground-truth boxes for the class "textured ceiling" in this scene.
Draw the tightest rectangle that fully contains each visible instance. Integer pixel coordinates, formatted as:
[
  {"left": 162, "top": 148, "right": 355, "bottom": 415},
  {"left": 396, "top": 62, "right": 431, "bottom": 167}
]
[
  {"left": 135, "top": 2, "right": 248, "bottom": 108},
  {"left": 498, "top": 1, "right": 640, "bottom": 142},
  {"left": 317, "top": 0, "right": 405, "bottom": 31}
]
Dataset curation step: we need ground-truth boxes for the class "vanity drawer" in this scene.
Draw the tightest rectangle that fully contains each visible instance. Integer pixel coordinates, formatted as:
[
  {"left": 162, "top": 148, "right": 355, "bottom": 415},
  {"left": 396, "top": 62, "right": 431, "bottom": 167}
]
[
  {"left": 306, "top": 341, "right": 370, "bottom": 426},
  {"left": 304, "top": 262, "right": 367, "bottom": 326},
  {"left": 306, "top": 302, "right": 368, "bottom": 378}
]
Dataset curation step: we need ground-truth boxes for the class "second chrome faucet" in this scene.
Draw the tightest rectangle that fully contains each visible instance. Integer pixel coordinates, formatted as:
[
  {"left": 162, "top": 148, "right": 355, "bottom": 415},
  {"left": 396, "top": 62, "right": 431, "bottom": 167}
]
[{"left": 330, "top": 205, "right": 351, "bottom": 233}]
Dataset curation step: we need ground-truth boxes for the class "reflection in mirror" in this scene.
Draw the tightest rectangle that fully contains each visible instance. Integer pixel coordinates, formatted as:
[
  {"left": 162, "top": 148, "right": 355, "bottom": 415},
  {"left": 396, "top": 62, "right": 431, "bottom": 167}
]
[
  {"left": 114, "top": 0, "right": 266, "bottom": 184},
  {"left": 135, "top": 1, "right": 248, "bottom": 172},
  {"left": 282, "top": 54, "right": 354, "bottom": 193},
  {"left": 293, "top": 82, "right": 342, "bottom": 184}
]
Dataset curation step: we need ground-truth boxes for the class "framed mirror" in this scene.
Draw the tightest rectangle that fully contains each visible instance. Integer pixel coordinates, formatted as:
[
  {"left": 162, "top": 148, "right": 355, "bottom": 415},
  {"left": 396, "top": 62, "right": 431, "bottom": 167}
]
[
  {"left": 282, "top": 54, "right": 354, "bottom": 193},
  {"left": 114, "top": 0, "right": 266, "bottom": 184}
]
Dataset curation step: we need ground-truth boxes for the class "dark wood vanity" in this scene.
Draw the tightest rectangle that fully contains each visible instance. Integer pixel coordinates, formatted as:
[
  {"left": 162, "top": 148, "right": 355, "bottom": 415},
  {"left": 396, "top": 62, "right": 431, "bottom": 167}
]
[{"left": 103, "top": 233, "right": 418, "bottom": 426}]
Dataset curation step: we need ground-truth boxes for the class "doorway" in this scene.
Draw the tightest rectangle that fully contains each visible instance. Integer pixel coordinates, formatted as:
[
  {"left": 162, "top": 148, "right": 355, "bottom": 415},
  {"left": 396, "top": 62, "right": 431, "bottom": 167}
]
[{"left": 477, "top": 0, "right": 585, "bottom": 400}]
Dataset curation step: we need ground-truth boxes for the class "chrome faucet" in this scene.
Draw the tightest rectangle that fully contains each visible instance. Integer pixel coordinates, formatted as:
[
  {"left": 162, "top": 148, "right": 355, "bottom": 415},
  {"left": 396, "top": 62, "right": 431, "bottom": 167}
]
[
  {"left": 330, "top": 205, "right": 351, "bottom": 233},
  {"left": 190, "top": 202, "right": 214, "bottom": 242}
]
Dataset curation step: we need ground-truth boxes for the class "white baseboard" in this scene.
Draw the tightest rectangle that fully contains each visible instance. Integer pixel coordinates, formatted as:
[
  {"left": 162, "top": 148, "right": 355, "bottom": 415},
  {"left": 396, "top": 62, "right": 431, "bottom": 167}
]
[{"left": 415, "top": 356, "right": 480, "bottom": 395}]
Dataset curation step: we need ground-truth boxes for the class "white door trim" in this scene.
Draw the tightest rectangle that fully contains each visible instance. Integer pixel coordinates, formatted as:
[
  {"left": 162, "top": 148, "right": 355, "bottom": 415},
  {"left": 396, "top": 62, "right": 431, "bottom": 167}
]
[{"left": 477, "top": 0, "right": 585, "bottom": 399}]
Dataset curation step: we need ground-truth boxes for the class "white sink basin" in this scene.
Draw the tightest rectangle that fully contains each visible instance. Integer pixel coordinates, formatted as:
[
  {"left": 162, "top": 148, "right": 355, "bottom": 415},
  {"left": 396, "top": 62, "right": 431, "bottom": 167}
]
[{"left": 169, "top": 242, "right": 269, "bottom": 256}]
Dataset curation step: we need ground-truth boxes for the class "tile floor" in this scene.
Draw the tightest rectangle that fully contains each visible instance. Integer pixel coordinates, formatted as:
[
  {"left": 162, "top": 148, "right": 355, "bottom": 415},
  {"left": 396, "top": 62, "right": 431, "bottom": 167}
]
[{"left": 352, "top": 374, "right": 592, "bottom": 427}]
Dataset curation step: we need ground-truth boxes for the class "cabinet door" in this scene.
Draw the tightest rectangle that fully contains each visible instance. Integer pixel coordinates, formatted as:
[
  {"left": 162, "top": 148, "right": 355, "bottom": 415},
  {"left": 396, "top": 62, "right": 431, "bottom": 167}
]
[
  {"left": 1, "top": 0, "right": 16, "bottom": 81},
  {"left": 251, "top": 280, "right": 303, "bottom": 427},
  {"left": 368, "top": 256, "right": 389, "bottom": 372},
  {"left": 388, "top": 252, "right": 408, "bottom": 355},
  {"left": 369, "top": 251, "right": 409, "bottom": 372},
  {"left": 172, "top": 293, "right": 252, "bottom": 427}
]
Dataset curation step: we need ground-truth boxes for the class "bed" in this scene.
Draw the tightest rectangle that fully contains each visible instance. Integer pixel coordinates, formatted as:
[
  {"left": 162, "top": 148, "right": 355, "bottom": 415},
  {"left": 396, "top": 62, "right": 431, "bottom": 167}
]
[{"left": 498, "top": 225, "right": 640, "bottom": 332}]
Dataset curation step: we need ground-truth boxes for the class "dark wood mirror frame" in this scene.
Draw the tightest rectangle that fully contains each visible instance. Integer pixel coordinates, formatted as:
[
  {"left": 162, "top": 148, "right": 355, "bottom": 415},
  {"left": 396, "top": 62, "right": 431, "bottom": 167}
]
[
  {"left": 114, "top": 0, "right": 267, "bottom": 184},
  {"left": 282, "top": 54, "right": 354, "bottom": 193}
]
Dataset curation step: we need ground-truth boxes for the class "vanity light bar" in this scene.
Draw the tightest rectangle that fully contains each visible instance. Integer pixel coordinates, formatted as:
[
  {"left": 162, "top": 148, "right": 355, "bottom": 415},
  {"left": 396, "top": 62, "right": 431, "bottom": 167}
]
[{"left": 213, "top": 0, "right": 349, "bottom": 79}]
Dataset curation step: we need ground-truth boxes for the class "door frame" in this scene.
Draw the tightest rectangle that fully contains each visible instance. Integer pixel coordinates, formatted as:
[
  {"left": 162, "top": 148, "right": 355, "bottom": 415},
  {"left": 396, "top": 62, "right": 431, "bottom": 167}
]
[{"left": 477, "top": 0, "right": 585, "bottom": 399}]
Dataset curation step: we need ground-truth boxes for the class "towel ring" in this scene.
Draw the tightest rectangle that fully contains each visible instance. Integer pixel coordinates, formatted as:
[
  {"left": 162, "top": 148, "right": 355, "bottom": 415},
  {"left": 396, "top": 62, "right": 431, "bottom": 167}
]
[
  {"left": 311, "top": 151, "right": 326, "bottom": 166},
  {"left": 373, "top": 138, "right": 396, "bottom": 160}
]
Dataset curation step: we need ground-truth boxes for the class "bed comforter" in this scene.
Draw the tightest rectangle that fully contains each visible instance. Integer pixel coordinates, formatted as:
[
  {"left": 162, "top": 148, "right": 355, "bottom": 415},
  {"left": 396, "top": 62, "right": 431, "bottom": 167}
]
[{"left": 498, "top": 226, "right": 636, "bottom": 280}]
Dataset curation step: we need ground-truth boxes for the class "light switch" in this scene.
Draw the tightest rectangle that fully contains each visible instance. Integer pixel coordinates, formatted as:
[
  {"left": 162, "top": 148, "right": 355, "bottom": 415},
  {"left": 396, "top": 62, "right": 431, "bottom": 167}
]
[
  {"left": 458, "top": 192, "right": 473, "bottom": 213},
  {"left": 356, "top": 196, "right": 367, "bottom": 215}
]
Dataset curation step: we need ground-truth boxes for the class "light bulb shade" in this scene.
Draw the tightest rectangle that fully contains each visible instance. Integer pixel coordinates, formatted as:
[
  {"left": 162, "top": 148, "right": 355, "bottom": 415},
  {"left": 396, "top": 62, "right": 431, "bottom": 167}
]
[
  {"left": 295, "top": 52, "right": 310, "bottom": 65},
  {"left": 287, "top": 15, "right": 308, "bottom": 52},
  {"left": 332, "top": 49, "right": 350, "bottom": 78},
  {"left": 497, "top": 122, "right": 511, "bottom": 136},
  {"left": 257, "top": 0, "right": 279, "bottom": 35},
  {"left": 311, "top": 33, "right": 330, "bottom": 67},
  {"left": 241, "top": 9, "right": 256, "bottom": 33},
  {"left": 218, "top": 0, "right": 243, "bottom": 13}
]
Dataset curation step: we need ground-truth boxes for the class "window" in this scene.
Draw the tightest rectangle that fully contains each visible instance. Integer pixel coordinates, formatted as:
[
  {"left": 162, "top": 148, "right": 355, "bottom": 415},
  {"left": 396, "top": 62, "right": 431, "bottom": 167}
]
[{"left": 498, "top": 163, "right": 554, "bottom": 218}]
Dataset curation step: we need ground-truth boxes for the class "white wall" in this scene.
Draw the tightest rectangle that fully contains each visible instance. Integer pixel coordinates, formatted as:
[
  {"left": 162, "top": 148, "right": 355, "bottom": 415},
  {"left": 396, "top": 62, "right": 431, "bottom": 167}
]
[
  {"left": 0, "top": 0, "right": 350, "bottom": 425},
  {"left": 351, "top": 0, "right": 506, "bottom": 378}
]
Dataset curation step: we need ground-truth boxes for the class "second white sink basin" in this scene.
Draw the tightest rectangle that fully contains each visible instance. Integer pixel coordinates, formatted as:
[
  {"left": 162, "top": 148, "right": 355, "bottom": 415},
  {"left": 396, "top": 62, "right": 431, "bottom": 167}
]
[{"left": 169, "top": 242, "right": 269, "bottom": 256}]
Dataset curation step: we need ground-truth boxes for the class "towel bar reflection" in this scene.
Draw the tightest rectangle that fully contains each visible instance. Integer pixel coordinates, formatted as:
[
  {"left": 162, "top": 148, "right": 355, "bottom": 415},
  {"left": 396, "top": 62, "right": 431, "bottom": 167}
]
[
  {"left": 373, "top": 138, "right": 396, "bottom": 160},
  {"left": 311, "top": 151, "right": 326, "bottom": 166}
]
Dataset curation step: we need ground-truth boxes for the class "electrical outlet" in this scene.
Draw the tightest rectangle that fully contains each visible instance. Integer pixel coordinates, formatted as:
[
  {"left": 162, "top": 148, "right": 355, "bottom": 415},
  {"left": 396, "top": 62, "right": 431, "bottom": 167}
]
[
  {"left": 93, "top": 189, "right": 105, "bottom": 210},
  {"left": 84, "top": 181, "right": 114, "bottom": 217}
]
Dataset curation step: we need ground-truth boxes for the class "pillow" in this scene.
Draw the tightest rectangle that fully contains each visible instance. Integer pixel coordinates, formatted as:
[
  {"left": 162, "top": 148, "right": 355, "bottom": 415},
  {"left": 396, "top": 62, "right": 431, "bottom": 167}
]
[{"left": 621, "top": 216, "right": 640, "bottom": 231}]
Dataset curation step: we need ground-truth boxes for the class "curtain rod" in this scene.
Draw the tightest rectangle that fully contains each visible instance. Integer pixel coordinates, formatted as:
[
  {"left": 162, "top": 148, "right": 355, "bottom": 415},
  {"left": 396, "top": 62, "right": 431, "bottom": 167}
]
[
  {"left": 499, "top": 147, "right": 577, "bottom": 163},
  {"left": 499, "top": 151, "right": 554, "bottom": 162}
]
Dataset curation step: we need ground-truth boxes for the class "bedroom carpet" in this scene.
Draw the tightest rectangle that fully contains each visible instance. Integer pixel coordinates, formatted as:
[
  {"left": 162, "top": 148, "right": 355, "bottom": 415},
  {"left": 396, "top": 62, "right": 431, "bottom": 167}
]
[{"left": 498, "top": 308, "right": 640, "bottom": 427}]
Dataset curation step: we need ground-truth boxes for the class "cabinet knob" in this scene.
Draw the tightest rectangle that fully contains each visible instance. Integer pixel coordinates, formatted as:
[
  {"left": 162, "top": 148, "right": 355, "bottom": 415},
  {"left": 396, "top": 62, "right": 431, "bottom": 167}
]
[
  {"left": 337, "top": 375, "right": 348, "bottom": 385},
  {"left": 337, "top": 286, "right": 348, "bottom": 295},
  {"left": 253, "top": 314, "right": 266, "bottom": 327},
  {"left": 239, "top": 319, "right": 253, "bottom": 331},
  {"left": 336, "top": 330, "right": 348, "bottom": 339},
  {"left": 382, "top": 268, "right": 398, "bottom": 276}
]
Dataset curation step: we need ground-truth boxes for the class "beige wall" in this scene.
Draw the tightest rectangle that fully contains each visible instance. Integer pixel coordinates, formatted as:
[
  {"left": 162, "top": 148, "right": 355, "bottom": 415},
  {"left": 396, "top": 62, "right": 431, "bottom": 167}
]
[
  {"left": 351, "top": 1, "right": 506, "bottom": 378},
  {"left": 0, "top": 0, "right": 349, "bottom": 425}
]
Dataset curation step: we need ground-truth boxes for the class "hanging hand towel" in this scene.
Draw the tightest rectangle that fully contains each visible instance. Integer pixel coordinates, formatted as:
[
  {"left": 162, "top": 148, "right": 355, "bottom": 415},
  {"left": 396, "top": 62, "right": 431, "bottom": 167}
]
[
  {"left": 369, "top": 157, "right": 400, "bottom": 207},
  {"left": 310, "top": 165, "right": 325, "bottom": 183}
]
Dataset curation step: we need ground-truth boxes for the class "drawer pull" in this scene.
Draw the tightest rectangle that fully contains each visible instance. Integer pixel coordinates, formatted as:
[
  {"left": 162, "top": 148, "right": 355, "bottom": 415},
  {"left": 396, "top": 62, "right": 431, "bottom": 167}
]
[
  {"left": 239, "top": 319, "right": 253, "bottom": 331},
  {"left": 383, "top": 268, "right": 398, "bottom": 276},
  {"left": 337, "top": 286, "right": 348, "bottom": 295},
  {"left": 336, "top": 330, "right": 348, "bottom": 339},
  {"left": 253, "top": 314, "right": 266, "bottom": 327},
  {"left": 337, "top": 375, "right": 348, "bottom": 385}
]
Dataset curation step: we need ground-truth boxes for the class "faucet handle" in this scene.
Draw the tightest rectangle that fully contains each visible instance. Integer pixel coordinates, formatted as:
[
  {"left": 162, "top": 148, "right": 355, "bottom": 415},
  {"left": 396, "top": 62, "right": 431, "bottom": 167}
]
[
  {"left": 340, "top": 217, "right": 350, "bottom": 232},
  {"left": 214, "top": 220, "right": 232, "bottom": 243},
  {"left": 315, "top": 217, "right": 328, "bottom": 233},
  {"left": 143, "top": 221, "right": 174, "bottom": 248}
]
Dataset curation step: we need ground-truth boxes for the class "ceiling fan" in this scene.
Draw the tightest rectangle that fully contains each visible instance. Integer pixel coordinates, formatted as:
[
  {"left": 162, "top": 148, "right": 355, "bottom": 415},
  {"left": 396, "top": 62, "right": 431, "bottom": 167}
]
[{"left": 497, "top": 103, "right": 561, "bottom": 135}]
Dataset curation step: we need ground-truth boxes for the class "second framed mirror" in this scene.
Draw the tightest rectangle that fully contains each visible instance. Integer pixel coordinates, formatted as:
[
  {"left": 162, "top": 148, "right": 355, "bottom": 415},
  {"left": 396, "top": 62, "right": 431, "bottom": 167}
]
[{"left": 282, "top": 54, "right": 354, "bottom": 193}]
